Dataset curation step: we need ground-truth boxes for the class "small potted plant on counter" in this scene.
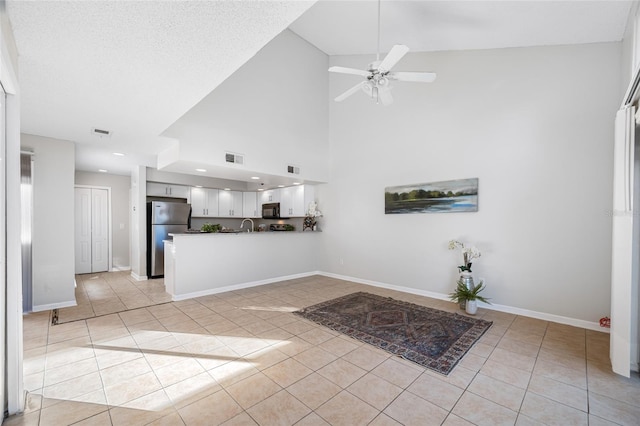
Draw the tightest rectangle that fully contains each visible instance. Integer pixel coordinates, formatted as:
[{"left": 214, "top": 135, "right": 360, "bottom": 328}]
[{"left": 201, "top": 223, "right": 220, "bottom": 233}]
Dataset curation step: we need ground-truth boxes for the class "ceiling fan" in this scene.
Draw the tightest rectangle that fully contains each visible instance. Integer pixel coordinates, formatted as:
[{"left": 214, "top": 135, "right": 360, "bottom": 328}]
[{"left": 328, "top": 1, "right": 436, "bottom": 106}]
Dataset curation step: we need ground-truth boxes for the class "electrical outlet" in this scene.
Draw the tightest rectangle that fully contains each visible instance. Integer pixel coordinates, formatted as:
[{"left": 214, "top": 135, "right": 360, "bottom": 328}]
[{"left": 340, "top": 258, "right": 344, "bottom": 265}]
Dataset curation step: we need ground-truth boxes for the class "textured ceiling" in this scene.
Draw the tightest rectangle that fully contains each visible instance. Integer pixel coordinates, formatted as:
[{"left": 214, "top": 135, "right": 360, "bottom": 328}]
[
  {"left": 7, "top": 0, "right": 316, "bottom": 175},
  {"left": 6, "top": 0, "right": 633, "bottom": 177}
]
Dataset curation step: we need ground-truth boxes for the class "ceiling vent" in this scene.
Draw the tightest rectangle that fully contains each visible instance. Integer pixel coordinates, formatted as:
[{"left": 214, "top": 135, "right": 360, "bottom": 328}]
[
  {"left": 225, "top": 152, "right": 244, "bottom": 165},
  {"left": 287, "top": 165, "right": 300, "bottom": 175},
  {"left": 91, "top": 127, "right": 112, "bottom": 137}
]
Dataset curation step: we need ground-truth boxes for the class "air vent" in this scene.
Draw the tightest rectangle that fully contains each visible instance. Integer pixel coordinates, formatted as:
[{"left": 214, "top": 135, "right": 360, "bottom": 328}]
[
  {"left": 91, "top": 128, "right": 112, "bottom": 137},
  {"left": 287, "top": 165, "right": 300, "bottom": 175},
  {"left": 225, "top": 152, "right": 244, "bottom": 165}
]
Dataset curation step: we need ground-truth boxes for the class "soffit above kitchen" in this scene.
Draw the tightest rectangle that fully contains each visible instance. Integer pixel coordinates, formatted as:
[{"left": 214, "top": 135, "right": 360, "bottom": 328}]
[{"left": 7, "top": 0, "right": 632, "bottom": 177}]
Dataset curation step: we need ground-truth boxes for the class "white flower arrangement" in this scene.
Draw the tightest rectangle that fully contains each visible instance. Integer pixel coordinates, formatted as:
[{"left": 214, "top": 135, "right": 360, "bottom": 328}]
[
  {"left": 448, "top": 240, "right": 481, "bottom": 272},
  {"left": 306, "top": 201, "right": 323, "bottom": 218},
  {"left": 304, "top": 201, "right": 322, "bottom": 231}
]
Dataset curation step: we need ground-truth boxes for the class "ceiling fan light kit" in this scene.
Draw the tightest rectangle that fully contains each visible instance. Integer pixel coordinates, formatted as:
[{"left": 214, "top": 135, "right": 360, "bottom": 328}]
[{"left": 329, "top": 0, "right": 436, "bottom": 105}]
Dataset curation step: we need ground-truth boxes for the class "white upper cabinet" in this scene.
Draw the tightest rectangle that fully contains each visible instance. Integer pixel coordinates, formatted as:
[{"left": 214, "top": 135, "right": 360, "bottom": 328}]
[
  {"left": 259, "top": 189, "right": 281, "bottom": 207},
  {"left": 242, "top": 192, "right": 259, "bottom": 218},
  {"left": 280, "top": 186, "right": 298, "bottom": 217},
  {"left": 147, "top": 182, "right": 190, "bottom": 199},
  {"left": 190, "top": 187, "right": 219, "bottom": 217},
  {"left": 281, "top": 185, "right": 315, "bottom": 217},
  {"left": 187, "top": 184, "right": 315, "bottom": 218},
  {"left": 218, "top": 190, "right": 243, "bottom": 217}
]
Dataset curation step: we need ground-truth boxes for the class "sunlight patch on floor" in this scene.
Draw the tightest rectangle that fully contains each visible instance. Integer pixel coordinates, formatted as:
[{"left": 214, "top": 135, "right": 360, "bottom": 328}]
[{"left": 31, "top": 331, "right": 291, "bottom": 413}]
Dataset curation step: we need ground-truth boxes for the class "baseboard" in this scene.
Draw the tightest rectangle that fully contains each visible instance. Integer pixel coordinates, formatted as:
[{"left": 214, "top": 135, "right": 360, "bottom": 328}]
[
  {"left": 111, "top": 266, "right": 131, "bottom": 272},
  {"left": 130, "top": 272, "right": 147, "bottom": 281},
  {"left": 32, "top": 300, "right": 77, "bottom": 312},
  {"left": 171, "top": 271, "right": 320, "bottom": 302},
  {"left": 318, "top": 272, "right": 607, "bottom": 333}
]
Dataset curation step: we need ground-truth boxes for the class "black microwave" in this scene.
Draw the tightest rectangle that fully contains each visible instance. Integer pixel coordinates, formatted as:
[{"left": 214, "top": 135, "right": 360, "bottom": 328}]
[{"left": 262, "top": 202, "right": 281, "bottom": 219}]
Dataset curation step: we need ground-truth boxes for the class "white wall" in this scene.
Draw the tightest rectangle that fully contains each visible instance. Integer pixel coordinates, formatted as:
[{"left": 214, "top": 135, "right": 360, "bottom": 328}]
[
  {"left": 621, "top": 2, "right": 637, "bottom": 101},
  {"left": 75, "top": 171, "right": 131, "bottom": 270},
  {"left": 21, "top": 133, "right": 76, "bottom": 310},
  {"left": 168, "top": 232, "right": 319, "bottom": 300},
  {"left": 162, "top": 29, "right": 330, "bottom": 183},
  {"left": 320, "top": 42, "right": 621, "bottom": 324},
  {"left": 131, "top": 165, "right": 146, "bottom": 280}
]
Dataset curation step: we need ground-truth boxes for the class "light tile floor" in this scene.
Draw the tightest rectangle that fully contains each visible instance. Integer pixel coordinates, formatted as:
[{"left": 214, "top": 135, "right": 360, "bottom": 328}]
[
  {"left": 8, "top": 274, "right": 640, "bottom": 425},
  {"left": 56, "top": 272, "right": 172, "bottom": 323}
]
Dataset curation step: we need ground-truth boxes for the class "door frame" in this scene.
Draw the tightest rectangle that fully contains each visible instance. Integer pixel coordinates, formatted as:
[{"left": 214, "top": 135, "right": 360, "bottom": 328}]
[
  {"left": 74, "top": 185, "right": 113, "bottom": 273},
  {"left": 612, "top": 56, "right": 640, "bottom": 376},
  {"left": 3, "top": 27, "right": 24, "bottom": 414}
]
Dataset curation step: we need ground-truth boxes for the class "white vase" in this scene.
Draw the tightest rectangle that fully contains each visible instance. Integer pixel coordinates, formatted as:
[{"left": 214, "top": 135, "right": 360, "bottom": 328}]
[{"left": 465, "top": 299, "right": 478, "bottom": 315}]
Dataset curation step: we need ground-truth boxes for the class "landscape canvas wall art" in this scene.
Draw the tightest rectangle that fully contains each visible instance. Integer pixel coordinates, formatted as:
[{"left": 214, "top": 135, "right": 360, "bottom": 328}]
[{"left": 385, "top": 178, "right": 478, "bottom": 214}]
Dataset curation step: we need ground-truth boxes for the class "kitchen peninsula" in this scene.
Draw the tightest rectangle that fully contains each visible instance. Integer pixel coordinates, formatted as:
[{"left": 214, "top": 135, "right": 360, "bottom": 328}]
[{"left": 164, "top": 230, "right": 320, "bottom": 300}]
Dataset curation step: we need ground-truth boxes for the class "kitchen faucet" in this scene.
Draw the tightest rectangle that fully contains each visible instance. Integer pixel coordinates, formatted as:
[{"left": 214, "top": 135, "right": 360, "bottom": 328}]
[{"left": 240, "top": 218, "right": 254, "bottom": 233}]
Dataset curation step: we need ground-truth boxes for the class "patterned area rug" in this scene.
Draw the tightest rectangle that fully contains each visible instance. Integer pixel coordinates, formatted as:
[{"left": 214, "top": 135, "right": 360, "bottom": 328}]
[{"left": 294, "top": 292, "right": 493, "bottom": 375}]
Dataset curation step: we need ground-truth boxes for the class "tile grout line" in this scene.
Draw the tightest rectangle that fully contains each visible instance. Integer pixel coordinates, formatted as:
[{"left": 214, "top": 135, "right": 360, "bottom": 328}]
[{"left": 512, "top": 317, "right": 548, "bottom": 425}]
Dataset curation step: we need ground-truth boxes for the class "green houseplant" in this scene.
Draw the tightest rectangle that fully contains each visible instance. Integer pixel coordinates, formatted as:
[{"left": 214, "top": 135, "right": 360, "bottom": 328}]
[
  {"left": 449, "top": 279, "right": 490, "bottom": 315},
  {"left": 201, "top": 223, "right": 220, "bottom": 233}
]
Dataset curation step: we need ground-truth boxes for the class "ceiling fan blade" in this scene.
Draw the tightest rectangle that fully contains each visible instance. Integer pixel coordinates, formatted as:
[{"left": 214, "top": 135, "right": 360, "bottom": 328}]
[
  {"left": 335, "top": 81, "right": 367, "bottom": 102},
  {"left": 377, "top": 45, "right": 409, "bottom": 72},
  {"left": 377, "top": 87, "right": 393, "bottom": 106},
  {"left": 328, "top": 66, "right": 370, "bottom": 77},
  {"left": 387, "top": 71, "right": 437, "bottom": 83}
]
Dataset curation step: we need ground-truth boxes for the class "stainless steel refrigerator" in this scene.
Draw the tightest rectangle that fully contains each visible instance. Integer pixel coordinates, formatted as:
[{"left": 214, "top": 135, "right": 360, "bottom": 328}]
[{"left": 147, "top": 201, "right": 191, "bottom": 278}]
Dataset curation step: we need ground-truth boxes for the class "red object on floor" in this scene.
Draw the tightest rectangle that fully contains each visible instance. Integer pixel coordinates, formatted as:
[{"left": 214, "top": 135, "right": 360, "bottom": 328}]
[{"left": 599, "top": 316, "right": 611, "bottom": 328}]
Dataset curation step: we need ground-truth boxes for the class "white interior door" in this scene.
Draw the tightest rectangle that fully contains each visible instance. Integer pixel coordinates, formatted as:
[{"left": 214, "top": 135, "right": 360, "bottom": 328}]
[
  {"left": 91, "top": 189, "right": 108, "bottom": 272},
  {"left": 75, "top": 188, "right": 92, "bottom": 274},
  {"left": 74, "top": 187, "right": 109, "bottom": 274}
]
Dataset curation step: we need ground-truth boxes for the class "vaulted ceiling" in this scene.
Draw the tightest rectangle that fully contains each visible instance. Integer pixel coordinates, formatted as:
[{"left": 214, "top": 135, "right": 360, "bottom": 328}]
[{"left": 6, "top": 0, "right": 633, "bottom": 176}]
